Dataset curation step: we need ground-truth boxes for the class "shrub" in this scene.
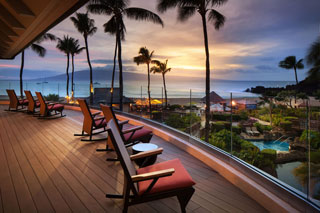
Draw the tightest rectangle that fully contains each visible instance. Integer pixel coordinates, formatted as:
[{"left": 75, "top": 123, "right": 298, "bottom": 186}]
[
  {"left": 254, "top": 123, "right": 272, "bottom": 133},
  {"left": 168, "top": 104, "right": 182, "bottom": 111},
  {"left": 261, "top": 149, "right": 277, "bottom": 161},
  {"left": 279, "top": 120, "right": 292, "bottom": 131},
  {"left": 211, "top": 121, "right": 231, "bottom": 133},
  {"left": 165, "top": 113, "right": 200, "bottom": 132},
  {"left": 45, "top": 94, "right": 59, "bottom": 101},
  {"left": 300, "top": 130, "right": 320, "bottom": 150},
  {"left": 232, "top": 125, "right": 241, "bottom": 134},
  {"left": 284, "top": 116, "right": 298, "bottom": 121}
]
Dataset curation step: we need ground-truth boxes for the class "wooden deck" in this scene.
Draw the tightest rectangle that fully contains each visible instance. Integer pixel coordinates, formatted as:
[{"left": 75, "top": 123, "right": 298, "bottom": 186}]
[{"left": 0, "top": 106, "right": 267, "bottom": 213}]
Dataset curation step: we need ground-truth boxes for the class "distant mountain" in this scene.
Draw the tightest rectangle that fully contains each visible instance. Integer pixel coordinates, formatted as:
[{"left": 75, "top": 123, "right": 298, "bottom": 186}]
[{"left": 0, "top": 68, "right": 61, "bottom": 80}]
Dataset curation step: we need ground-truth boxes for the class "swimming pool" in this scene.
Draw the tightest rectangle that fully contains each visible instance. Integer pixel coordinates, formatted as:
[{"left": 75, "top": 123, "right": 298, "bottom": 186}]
[{"left": 250, "top": 140, "right": 289, "bottom": 151}]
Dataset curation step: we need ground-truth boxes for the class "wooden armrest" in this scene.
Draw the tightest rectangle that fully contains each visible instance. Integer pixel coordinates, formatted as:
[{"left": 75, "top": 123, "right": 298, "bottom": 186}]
[
  {"left": 122, "top": 125, "right": 144, "bottom": 134},
  {"left": 118, "top": 120, "right": 129, "bottom": 125},
  {"left": 94, "top": 116, "right": 105, "bottom": 121},
  {"left": 130, "top": 148, "right": 163, "bottom": 160},
  {"left": 92, "top": 111, "right": 101, "bottom": 117},
  {"left": 131, "top": 168, "right": 175, "bottom": 182}
]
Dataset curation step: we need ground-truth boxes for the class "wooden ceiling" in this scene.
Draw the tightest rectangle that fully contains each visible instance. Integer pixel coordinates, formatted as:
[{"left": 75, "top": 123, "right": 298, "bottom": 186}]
[{"left": 0, "top": 0, "right": 88, "bottom": 59}]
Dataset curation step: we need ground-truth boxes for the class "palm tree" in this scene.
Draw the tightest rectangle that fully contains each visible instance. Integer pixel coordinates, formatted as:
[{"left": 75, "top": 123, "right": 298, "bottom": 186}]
[
  {"left": 133, "top": 47, "right": 156, "bottom": 113},
  {"left": 101, "top": 19, "right": 120, "bottom": 106},
  {"left": 56, "top": 35, "right": 73, "bottom": 99},
  {"left": 151, "top": 59, "right": 171, "bottom": 109},
  {"left": 69, "top": 38, "right": 85, "bottom": 101},
  {"left": 157, "top": 0, "right": 227, "bottom": 141},
  {"left": 279, "top": 56, "right": 304, "bottom": 85},
  {"left": 87, "top": 0, "right": 163, "bottom": 111},
  {"left": 70, "top": 12, "right": 97, "bottom": 105},
  {"left": 19, "top": 33, "right": 56, "bottom": 98},
  {"left": 306, "top": 36, "right": 320, "bottom": 78}
]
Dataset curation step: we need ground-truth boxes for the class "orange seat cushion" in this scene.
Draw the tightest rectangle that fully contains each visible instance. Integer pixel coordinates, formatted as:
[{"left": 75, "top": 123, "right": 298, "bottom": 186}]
[
  {"left": 137, "top": 159, "right": 195, "bottom": 195},
  {"left": 123, "top": 128, "right": 152, "bottom": 142},
  {"left": 19, "top": 99, "right": 29, "bottom": 105}
]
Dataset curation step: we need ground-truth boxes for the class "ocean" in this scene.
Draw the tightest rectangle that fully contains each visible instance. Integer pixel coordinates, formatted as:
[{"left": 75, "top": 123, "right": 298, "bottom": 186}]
[{"left": 0, "top": 79, "right": 294, "bottom": 99}]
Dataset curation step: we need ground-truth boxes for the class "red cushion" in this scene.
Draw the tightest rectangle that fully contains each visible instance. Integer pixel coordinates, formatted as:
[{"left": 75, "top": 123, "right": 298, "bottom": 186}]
[
  {"left": 94, "top": 119, "right": 107, "bottom": 128},
  {"left": 123, "top": 128, "right": 152, "bottom": 141},
  {"left": 48, "top": 104, "right": 64, "bottom": 111},
  {"left": 36, "top": 101, "right": 40, "bottom": 107},
  {"left": 137, "top": 159, "right": 195, "bottom": 195},
  {"left": 19, "top": 99, "right": 29, "bottom": 105}
]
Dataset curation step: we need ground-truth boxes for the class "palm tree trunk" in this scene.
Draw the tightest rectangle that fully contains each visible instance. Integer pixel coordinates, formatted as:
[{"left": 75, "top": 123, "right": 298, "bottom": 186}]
[
  {"left": 71, "top": 54, "right": 75, "bottom": 101},
  {"left": 270, "top": 101, "right": 273, "bottom": 127},
  {"left": 19, "top": 50, "right": 25, "bottom": 99},
  {"left": 117, "top": 29, "right": 123, "bottom": 111},
  {"left": 147, "top": 63, "right": 152, "bottom": 115},
  {"left": 84, "top": 36, "right": 94, "bottom": 105},
  {"left": 110, "top": 38, "right": 118, "bottom": 106},
  {"left": 163, "top": 73, "right": 168, "bottom": 109},
  {"left": 201, "top": 14, "right": 211, "bottom": 142},
  {"left": 294, "top": 66, "right": 298, "bottom": 104},
  {"left": 66, "top": 53, "right": 70, "bottom": 98},
  {"left": 294, "top": 66, "right": 298, "bottom": 85}
]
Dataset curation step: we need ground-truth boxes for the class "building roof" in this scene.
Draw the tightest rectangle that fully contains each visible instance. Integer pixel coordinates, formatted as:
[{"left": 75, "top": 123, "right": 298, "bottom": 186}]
[
  {"left": 202, "top": 91, "right": 225, "bottom": 104},
  {"left": 0, "top": 0, "right": 88, "bottom": 59}
]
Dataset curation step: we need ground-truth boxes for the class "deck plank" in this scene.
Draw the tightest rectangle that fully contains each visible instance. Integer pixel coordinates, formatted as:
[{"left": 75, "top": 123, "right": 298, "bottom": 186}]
[
  {"left": 0, "top": 106, "right": 267, "bottom": 213},
  {"left": 0, "top": 113, "right": 37, "bottom": 212},
  {"left": 0, "top": 117, "right": 20, "bottom": 213}
]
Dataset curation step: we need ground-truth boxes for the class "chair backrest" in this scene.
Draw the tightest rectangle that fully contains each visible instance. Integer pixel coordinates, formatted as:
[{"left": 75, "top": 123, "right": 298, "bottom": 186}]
[
  {"left": 6, "top": 89, "right": 18, "bottom": 108},
  {"left": 100, "top": 104, "right": 125, "bottom": 148},
  {"left": 77, "top": 99, "right": 94, "bottom": 134},
  {"left": 106, "top": 116, "right": 138, "bottom": 193},
  {"left": 35, "top": 92, "right": 47, "bottom": 116},
  {"left": 24, "top": 90, "right": 35, "bottom": 112}
]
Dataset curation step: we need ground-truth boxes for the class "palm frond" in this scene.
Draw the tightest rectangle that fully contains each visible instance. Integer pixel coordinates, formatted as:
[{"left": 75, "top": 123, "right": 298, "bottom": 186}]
[
  {"left": 178, "top": 6, "right": 196, "bottom": 22},
  {"left": 31, "top": 43, "right": 46, "bottom": 57},
  {"left": 87, "top": 3, "right": 113, "bottom": 15},
  {"left": 151, "top": 59, "right": 161, "bottom": 66},
  {"left": 150, "top": 66, "right": 161, "bottom": 74},
  {"left": 71, "top": 12, "right": 97, "bottom": 37},
  {"left": 306, "top": 36, "right": 320, "bottom": 65},
  {"left": 157, "top": 0, "right": 184, "bottom": 13},
  {"left": 125, "top": 8, "right": 164, "bottom": 27},
  {"left": 209, "top": 0, "right": 228, "bottom": 7},
  {"left": 133, "top": 55, "right": 145, "bottom": 65},
  {"left": 208, "top": 9, "right": 226, "bottom": 30},
  {"left": 296, "top": 59, "right": 304, "bottom": 69}
]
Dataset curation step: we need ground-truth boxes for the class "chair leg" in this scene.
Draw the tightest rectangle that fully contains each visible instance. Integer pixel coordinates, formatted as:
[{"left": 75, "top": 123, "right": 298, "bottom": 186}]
[
  {"left": 177, "top": 187, "right": 195, "bottom": 213},
  {"left": 122, "top": 179, "right": 130, "bottom": 213}
]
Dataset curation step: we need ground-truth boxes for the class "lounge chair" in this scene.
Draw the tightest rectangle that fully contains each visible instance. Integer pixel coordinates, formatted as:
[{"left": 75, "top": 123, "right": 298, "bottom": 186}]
[
  {"left": 99, "top": 104, "right": 153, "bottom": 153},
  {"left": 6, "top": 89, "right": 28, "bottom": 111},
  {"left": 251, "top": 127, "right": 260, "bottom": 136},
  {"left": 74, "top": 99, "right": 108, "bottom": 141},
  {"left": 106, "top": 118, "right": 195, "bottom": 213},
  {"left": 246, "top": 127, "right": 254, "bottom": 136},
  {"left": 35, "top": 92, "right": 65, "bottom": 118},
  {"left": 24, "top": 90, "right": 40, "bottom": 114}
]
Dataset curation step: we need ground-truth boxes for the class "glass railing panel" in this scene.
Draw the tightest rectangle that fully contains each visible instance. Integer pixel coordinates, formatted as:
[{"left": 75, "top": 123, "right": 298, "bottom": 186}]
[{"left": 308, "top": 99, "right": 320, "bottom": 206}]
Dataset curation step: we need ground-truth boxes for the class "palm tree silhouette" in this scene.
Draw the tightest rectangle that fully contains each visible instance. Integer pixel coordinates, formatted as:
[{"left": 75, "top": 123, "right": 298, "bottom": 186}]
[
  {"left": 56, "top": 35, "right": 73, "bottom": 100},
  {"left": 19, "top": 33, "right": 56, "bottom": 98},
  {"left": 157, "top": 0, "right": 227, "bottom": 141},
  {"left": 70, "top": 12, "right": 97, "bottom": 105},
  {"left": 306, "top": 36, "right": 320, "bottom": 79},
  {"left": 133, "top": 47, "right": 156, "bottom": 114},
  {"left": 87, "top": 0, "right": 163, "bottom": 111},
  {"left": 151, "top": 59, "right": 171, "bottom": 109},
  {"left": 69, "top": 38, "right": 85, "bottom": 101},
  {"left": 279, "top": 56, "right": 304, "bottom": 85}
]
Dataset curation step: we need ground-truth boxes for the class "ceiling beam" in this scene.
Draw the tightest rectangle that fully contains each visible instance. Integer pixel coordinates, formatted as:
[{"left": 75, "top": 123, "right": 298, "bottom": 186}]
[
  {"left": 0, "top": 3, "right": 25, "bottom": 29},
  {"left": 0, "top": 30, "right": 13, "bottom": 42},
  {"left": 5, "top": 0, "right": 35, "bottom": 16},
  {"left": 0, "top": 19, "right": 18, "bottom": 36}
]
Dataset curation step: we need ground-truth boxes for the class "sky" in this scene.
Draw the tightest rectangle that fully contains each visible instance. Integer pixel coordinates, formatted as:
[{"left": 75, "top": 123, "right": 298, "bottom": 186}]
[{"left": 0, "top": 0, "right": 320, "bottom": 81}]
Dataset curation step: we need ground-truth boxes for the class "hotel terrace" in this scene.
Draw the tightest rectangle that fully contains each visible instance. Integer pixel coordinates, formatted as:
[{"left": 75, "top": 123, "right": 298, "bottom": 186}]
[{"left": 0, "top": 0, "right": 320, "bottom": 212}]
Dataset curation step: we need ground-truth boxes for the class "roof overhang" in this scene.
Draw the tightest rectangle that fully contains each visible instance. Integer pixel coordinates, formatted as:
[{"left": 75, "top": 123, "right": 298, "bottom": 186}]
[{"left": 0, "top": 0, "right": 88, "bottom": 59}]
